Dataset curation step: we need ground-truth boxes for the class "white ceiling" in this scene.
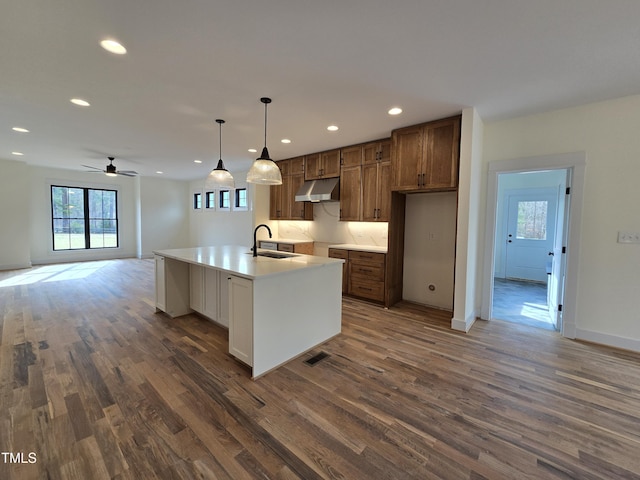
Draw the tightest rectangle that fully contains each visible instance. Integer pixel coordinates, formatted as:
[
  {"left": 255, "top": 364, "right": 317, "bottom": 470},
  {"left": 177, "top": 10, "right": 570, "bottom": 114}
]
[{"left": 3, "top": 0, "right": 640, "bottom": 180}]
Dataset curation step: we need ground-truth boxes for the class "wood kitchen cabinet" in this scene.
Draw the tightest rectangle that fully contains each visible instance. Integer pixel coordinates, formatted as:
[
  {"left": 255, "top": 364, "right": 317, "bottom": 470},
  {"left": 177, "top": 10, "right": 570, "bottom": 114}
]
[
  {"left": 270, "top": 157, "right": 313, "bottom": 220},
  {"left": 362, "top": 139, "right": 391, "bottom": 222},
  {"left": 391, "top": 116, "right": 461, "bottom": 192},
  {"left": 259, "top": 240, "right": 314, "bottom": 255},
  {"left": 339, "top": 145, "right": 362, "bottom": 221},
  {"left": 329, "top": 248, "right": 386, "bottom": 303},
  {"left": 304, "top": 149, "right": 341, "bottom": 180}
]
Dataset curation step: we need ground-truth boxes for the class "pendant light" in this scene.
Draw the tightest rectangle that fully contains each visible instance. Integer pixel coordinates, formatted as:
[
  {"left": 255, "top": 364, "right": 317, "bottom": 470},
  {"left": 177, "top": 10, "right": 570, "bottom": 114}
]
[
  {"left": 246, "top": 97, "right": 282, "bottom": 185},
  {"left": 205, "top": 119, "right": 235, "bottom": 189}
]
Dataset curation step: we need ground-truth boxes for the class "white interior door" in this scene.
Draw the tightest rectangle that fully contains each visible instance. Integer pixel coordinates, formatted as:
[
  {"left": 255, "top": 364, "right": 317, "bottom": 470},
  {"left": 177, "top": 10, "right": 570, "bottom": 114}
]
[
  {"left": 547, "top": 172, "right": 571, "bottom": 330},
  {"left": 505, "top": 189, "right": 557, "bottom": 282}
]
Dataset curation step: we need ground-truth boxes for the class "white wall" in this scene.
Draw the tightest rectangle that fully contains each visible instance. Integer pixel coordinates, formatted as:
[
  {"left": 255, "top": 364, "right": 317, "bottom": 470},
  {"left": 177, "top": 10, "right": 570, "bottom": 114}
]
[
  {"left": 138, "top": 176, "right": 190, "bottom": 258},
  {"left": 0, "top": 159, "right": 31, "bottom": 269},
  {"left": 483, "top": 94, "right": 640, "bottom": 350},
  {"left": 189, "top": 172, "right": 269, "bottom": 249},
  {"left": 453, "top": 108, "right": 485, "bottom": 331},
  {"left": 403, "top": 192, "right": 457, "bottom": 309},
  {"left": 29, "top": 166, "right": 138, "bottom": 264}
]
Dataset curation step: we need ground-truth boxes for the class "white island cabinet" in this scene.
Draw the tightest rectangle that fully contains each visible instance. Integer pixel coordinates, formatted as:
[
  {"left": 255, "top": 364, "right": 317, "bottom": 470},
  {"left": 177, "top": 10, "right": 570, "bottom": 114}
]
[{"left": 153, "top": 245, "right": 344, "bottom": 378}]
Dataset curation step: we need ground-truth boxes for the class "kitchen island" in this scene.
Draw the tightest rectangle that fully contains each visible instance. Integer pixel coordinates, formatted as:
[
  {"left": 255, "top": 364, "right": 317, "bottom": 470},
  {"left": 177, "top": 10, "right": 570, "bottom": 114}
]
[{"left": 153, "top": 245, "right": 344, "bottom": 378}]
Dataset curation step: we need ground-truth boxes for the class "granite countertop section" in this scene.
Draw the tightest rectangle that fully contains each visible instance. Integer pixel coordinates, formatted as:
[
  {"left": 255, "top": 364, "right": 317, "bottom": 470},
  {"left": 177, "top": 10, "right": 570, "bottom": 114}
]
[
  {"left": 153, "top": 245, "right": 342, "bottom": 280},
  {"left": 327, "top": 243, "right": 388, "bottom": 254}
]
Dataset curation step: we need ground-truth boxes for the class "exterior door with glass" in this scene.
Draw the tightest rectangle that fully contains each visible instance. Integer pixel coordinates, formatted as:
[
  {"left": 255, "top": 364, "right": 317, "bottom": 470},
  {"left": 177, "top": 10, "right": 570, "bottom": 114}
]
[{"left": 505, "top": 189, "right": 557, "bottom": 282}]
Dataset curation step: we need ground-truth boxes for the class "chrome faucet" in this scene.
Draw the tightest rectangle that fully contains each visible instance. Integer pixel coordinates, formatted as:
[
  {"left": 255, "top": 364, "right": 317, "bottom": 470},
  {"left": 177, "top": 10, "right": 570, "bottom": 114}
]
[{"left": 252, "top": 224, "right": 272, "bottom": 257}]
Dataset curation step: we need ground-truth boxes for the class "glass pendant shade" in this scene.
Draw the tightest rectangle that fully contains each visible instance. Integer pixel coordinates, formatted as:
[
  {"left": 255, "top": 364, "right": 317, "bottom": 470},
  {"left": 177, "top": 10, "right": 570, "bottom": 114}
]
[
  {"left": 246, "top": 97, "right": 282, "bottom": 185},
  {"left": 205, "top": 159, "right": 235, "bottom": 189},
  {"left": 205, "top": 119, "right": 235, "bottom": 189}
]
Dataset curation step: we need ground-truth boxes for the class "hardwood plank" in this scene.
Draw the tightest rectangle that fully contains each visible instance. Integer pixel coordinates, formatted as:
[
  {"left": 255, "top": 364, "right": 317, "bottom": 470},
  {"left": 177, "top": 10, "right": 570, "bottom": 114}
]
[{"left": 1, "top": 258, "right": 639, "bottom": 479}]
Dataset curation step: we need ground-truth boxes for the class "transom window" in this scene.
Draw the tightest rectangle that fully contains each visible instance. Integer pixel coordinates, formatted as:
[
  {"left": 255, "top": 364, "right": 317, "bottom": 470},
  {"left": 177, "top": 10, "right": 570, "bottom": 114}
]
[{"left": 51, "top": 186, "right": 119, "bottom": 250}]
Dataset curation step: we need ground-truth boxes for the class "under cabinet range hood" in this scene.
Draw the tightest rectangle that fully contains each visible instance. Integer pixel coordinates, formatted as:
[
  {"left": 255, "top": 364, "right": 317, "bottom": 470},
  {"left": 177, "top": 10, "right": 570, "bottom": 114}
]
[{"left": 294, "top": 177, "right": 340, "bottom": 202}]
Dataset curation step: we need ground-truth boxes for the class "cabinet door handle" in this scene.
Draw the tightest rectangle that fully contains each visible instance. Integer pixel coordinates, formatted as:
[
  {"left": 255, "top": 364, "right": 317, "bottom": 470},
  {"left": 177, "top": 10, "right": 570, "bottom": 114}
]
[
  {"left": 417, "top": 173, "right": 421, "bottom": 187},
  {"left": 422, "top": 173, "right": 426, "bottom": 186}
]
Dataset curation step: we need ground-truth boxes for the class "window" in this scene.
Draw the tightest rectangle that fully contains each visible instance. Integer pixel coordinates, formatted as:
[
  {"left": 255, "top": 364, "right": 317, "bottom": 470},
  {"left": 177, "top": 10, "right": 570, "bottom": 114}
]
[
  {"left": 516, "top": 200, "right": 547, "bottom": 240},
  {"left": 51, "top": 185, "right": 118, "bottom": 251},
  {"left": 219, "top": 190, "right": 231, "bottom": 211},
  {"left": 193, "top": 192, "right": 202, "bottom": 210},
  {"left": 205, "top": 191, "right": 216, "bottom": 209},
  {"left": 235, "top": 188, "right": 247, "bottom": 210}
]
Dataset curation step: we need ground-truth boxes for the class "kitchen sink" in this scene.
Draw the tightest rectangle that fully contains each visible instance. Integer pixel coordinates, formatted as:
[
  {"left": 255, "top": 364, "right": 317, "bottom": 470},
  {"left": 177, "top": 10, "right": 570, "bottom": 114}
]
[{"left": 248, "top": 251, "right": 298, "bottom": 259}]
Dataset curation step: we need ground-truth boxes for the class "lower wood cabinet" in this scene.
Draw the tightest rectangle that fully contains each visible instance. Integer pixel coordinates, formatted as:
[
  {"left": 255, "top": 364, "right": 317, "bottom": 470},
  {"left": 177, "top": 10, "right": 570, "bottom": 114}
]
[
  {"left": 259, "top": 240, "right": 314, "bottom": 255},
  {"left": 228, "top": 275, "right": 253, "bottom": 367},
  {"left": 328, "top": 248, "right": 386, "bottom": 303}
]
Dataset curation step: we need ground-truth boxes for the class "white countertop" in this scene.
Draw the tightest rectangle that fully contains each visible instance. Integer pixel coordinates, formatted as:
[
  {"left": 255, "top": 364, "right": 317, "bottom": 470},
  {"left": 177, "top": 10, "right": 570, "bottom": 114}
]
[
  {"left": 153, "top": 245, "right": 343, "bottom": 279},
  {"left": 258, "top": 238, "right": 314, "bottom": 244},
  {"left": 327, "top": 243, "right": 388, "bottom": 253}
]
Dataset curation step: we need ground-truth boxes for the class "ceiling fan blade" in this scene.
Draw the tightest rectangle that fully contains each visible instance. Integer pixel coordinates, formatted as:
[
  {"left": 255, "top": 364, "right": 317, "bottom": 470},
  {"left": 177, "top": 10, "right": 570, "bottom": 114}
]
[
  {"left": 117, "top": 172, "right": 137, "bottom": 177},
  {"left": 118, "top": 170, "right": 138, "bottom": 175},
  {"left": 82, "top": 164, "right": 103, "bottom": 171}
]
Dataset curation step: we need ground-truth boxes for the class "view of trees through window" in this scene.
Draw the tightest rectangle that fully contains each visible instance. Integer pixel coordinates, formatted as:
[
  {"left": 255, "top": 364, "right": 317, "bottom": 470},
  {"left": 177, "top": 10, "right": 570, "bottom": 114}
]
[
  {"left": 516, "top": 200, "right": 547, "bottom": 240},
  {"left": 51, "top": 186, "right": 118, "bottom": 250}
]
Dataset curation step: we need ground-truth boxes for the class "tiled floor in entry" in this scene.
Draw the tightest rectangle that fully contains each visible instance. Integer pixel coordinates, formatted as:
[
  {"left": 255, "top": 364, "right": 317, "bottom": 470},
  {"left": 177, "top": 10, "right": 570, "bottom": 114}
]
[{"left": 492, "top": 277, "right": 555, "bottom": 330}]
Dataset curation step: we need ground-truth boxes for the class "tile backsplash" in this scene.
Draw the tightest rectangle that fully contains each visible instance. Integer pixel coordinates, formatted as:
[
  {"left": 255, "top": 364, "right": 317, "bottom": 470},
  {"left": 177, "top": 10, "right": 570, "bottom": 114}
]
[{"left": 276, "top": 202, "right": 388, "bottom": 256}]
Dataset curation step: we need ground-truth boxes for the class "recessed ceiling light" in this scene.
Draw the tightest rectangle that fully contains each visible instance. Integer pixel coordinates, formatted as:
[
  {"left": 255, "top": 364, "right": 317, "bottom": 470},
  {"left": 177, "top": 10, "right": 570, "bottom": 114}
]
[
  {"left": 12, "top": 127, "right": 29, "bottom": 133},
  {"left": 194, "top": 159, "right": 202, "bottom": 164},
  {"left": 248, "top": 148, "right": 257, "bottom": 153},
  {"left": 71, "top": 98, "right": 90, "bottom": 107},
  {"left": 156, "top": 171, "right": 163, "bottom": 174},
  {"left": 327, "top": 125, "right": 339, "bottom": 132},
  {"left": 281, "top": 139, "right": 291, "bottom": 144},
  {"left": 12, "top": 151, "right": 24, "bottom": 156},
  {"left": 388, "top": 107, "right": 403, "bottom": 115},
  {"left": 100, "top": 39, "right": 127, "bottom": 55}
]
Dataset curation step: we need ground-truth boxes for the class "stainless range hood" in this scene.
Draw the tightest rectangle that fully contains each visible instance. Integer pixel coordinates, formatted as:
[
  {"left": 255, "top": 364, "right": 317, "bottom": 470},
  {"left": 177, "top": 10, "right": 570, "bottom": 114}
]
[{"left": 294, "top": 177, "right": 340, "bottom": 202}]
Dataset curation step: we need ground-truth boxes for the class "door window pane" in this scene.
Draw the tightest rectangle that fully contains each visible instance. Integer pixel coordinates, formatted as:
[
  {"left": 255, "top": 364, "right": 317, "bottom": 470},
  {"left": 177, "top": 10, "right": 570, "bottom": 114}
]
[{"left": 517, "top": 201, "right": 547, "bottom": 240}]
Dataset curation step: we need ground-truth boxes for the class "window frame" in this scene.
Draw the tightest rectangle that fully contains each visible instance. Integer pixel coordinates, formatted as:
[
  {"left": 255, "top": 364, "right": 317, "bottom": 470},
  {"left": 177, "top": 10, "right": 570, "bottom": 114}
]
[
  {"left": 193, "top": 192, "right": 203, "bottom": 210},
  {"left": 205, "top": 191, "right": 216, "bottom": 210},
  {"left": 50, "top": 184, "right": 119, "bottom": 251},
  {"left": 218, "top": 189, "right": 231, "bottom": 211},
  {"left": 234, "top": 187, "right": 248, "bottom": 211}
]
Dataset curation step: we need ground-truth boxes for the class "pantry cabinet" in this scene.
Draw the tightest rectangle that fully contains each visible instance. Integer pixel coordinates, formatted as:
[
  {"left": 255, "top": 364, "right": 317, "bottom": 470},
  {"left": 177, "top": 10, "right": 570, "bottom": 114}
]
[
  {"left": 362, "top": 139, "right": 391, "bottom": 221},
  {"left": 391, "top": 116, "right": 461, "bottom": 192}
]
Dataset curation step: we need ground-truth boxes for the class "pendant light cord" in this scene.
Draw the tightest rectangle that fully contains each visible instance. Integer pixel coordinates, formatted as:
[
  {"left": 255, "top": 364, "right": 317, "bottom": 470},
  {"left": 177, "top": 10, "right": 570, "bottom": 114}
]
[
  {"left": 219, "top": 120, "right": 222, "bottom": 160},
  {"left": 263, "top": 101, "right": 268, "bottom": 148}
]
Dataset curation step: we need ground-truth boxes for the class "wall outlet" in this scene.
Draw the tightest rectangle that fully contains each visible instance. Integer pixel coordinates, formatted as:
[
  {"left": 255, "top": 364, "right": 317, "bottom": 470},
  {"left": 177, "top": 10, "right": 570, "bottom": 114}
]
[{"left": 617, "top": 231, "right": 640, "bottom": 244}]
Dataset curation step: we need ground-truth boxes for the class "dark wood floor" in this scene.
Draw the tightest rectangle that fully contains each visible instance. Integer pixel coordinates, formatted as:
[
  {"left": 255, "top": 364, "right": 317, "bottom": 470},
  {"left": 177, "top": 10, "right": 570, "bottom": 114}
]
[{"left": 1, "top": 259, "right": 640, "bottom": 479}]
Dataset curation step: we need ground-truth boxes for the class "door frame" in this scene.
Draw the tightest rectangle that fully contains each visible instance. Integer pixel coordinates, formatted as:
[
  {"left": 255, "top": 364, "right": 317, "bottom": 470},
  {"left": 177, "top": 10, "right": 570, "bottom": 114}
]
[{"left": 481, "top": 152, "right": 586, "bottom": 338}]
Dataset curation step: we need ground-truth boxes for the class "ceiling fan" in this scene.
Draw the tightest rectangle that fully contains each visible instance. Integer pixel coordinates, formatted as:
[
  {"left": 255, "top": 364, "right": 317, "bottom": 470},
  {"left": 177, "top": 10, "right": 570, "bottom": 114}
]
[{"left": 83, "top": 157, "right": 138, "bottom": 177}]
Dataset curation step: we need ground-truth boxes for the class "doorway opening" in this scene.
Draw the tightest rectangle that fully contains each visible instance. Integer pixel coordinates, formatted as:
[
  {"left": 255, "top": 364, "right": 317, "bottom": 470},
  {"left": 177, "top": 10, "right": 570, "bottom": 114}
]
[
  {"left": 493, "top": 173, "right": 565, "bottom": 330},
  {"left": 481, "top": 152, "right": 586, "bottom": 338}
]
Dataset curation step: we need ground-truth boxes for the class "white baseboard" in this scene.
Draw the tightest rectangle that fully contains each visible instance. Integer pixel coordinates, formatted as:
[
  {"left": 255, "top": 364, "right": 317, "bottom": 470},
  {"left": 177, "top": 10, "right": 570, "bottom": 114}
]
[
  {"left": 575, "top": 328, "right": 640, "bottom": 353},
  {"left": 0, "top": 262, "right": 32, "bottom": 271},
  {"left": 451, "top": 311, "right": 477, "bottom": 332}
]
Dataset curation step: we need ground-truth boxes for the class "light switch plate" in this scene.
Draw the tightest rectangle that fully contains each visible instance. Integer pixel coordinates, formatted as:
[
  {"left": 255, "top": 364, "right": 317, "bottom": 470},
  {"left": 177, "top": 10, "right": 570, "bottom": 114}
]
[{"left": 617, "top": 231, "right": 640, "bottom": 244}]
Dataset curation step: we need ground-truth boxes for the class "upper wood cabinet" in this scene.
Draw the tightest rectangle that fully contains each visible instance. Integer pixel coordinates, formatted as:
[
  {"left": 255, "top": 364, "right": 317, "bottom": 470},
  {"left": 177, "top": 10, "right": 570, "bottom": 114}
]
[
  {"left": 270, "top": 157, "right": 313, "bottom": 220},
  {"left": 391, "top": 116, "right": 461, "bottom": 192},
  {"left": 361, "top": 139, "right": 391, "bottom": 222},
  {"left": 305, "top": 149, "right": 341, "bottom": 180}
]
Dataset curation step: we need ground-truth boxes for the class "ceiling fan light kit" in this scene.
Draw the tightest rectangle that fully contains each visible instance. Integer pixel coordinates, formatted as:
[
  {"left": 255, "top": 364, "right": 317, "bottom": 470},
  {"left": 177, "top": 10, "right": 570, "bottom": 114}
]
[
  {"left": 83, "top": 156, "right": 137, "bottom": 177},
  {"left": 246, "top": 97, "right": 283, "bottom": 185}
]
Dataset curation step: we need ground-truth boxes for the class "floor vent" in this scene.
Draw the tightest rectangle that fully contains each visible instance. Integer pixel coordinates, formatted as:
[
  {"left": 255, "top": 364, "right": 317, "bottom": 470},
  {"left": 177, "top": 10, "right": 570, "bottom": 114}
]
[{"left": 305, "top": 351, "right": 329, "bottom": 366}]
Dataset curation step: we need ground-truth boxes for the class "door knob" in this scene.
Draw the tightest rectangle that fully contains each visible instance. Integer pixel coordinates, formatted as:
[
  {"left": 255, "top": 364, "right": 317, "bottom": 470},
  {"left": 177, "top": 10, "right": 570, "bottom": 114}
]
[{"left": 548, "top": 252, "right": 554, "bottom": 256}]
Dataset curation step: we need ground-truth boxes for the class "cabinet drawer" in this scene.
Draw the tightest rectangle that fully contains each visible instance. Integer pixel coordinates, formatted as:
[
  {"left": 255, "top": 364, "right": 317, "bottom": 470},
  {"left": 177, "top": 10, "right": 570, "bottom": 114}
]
[
  {"left": 349, "top": 261, "right": 384, "bottom": 281},
  {"left": 328, "top": 248, "right": 349, "bottom": 260},
  {"left": 349, "top": 278, "right": 384, "bottom": 302},
  {"left": 278, "top": 243, "right": 294, "bottom": 253},
  {"left": 348, "top": 250, "right": 385, "bottom": 264}
]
